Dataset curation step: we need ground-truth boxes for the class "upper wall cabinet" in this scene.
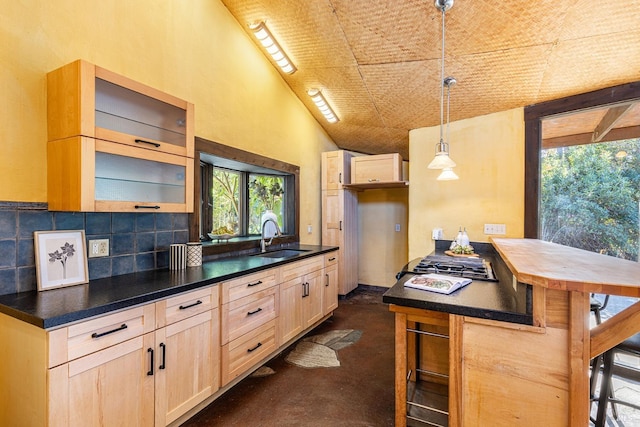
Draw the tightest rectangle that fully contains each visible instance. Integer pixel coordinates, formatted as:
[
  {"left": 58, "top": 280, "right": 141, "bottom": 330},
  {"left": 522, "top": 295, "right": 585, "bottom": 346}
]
[
  {"left": 47, "top": 59, "right": 194, "bottom": 157},
  {"left": 321, "top": 150, "right": 353, "bottom": 190},
  {"left": 46, "top": 60, "right": 195, "bottom": 212},
  {"left": 347, "top": 153, "right": 408, "bottom": 189}
]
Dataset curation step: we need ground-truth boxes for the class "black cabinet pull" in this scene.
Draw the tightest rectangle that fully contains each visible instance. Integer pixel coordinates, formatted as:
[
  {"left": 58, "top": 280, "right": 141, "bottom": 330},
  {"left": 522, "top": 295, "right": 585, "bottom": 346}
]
[
  {"left": 326, "top": 273, "right": 330, "bottom": 287},
  {"left": 247, "top": 280, "right": 262, "bottom": 287},
  {"left": 159, "top": 343, "right": 166, "bottom": 370},
  {"left": 91, "top": 323, "right": 127, "bottom": 339},
  {"left": 179, "top": 300, "right": 203, "bottom": 310},
  {"left": 339, "top": 221, "right": 342, "bottom": 231},
  {"left": 302, "top": 282, "right": 310, "bottom": 297},
  {"left": 135, "top": 138, "right": 161, "bottom": 148},
  {"left": 147, "top": 348, "right": 154, "bottom": 376},
  {"left": 339, "top": 172, "right": 342, "bottom": 183},
  {"left": 135, "top": 205, "right": 160, "bottom": 210},
  {"left": 247, "top": 307, "right": 263, "bottom": 316},
  {"left": 328, "top": 257, "right": 336, "bottom": 261},
  {"left": 247, "top": 342, "right": 262, "bottom": 353}
]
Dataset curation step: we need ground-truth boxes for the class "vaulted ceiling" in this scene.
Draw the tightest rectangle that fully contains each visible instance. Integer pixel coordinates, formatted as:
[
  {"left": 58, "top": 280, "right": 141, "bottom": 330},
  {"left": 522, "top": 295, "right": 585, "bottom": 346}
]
[{"left": 221, "top": 0, "right": 640, "bottom": 160}]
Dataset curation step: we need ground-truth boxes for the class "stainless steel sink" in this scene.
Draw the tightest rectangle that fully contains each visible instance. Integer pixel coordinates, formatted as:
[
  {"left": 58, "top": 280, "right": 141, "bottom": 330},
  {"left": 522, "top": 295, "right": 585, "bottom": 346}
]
[{"left": 253, "top": 249, "right": 310, "bottom": 259}]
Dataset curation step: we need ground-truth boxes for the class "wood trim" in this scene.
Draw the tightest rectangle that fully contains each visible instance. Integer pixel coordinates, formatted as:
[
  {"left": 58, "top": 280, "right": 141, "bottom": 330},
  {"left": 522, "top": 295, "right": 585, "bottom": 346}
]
[
  {"left": 542, "top": 125, "right": 640, "bottom": 149},
  {"left": 448, "top": 314, "right": 463, "bottom": 427},
  {"left": 568, "top": 291, "right": 590, "bottom": 427},
  {"left": 394, "top": 312, "right": 408, "bottom": 427},
  {"left": 590, "top": 299, "right": 640, "bottom": 358},
  {"left": 192, "top": 137, "right": 300, "bottom": 255}
]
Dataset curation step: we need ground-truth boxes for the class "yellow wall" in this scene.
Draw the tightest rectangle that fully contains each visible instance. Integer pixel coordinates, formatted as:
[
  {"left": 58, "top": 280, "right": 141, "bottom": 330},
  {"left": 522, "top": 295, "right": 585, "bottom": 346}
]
[
  {"left": 0, "top": 0, "right": 336, "bottom": 244},
  {"left": 408, "top": 108, "right": 525, "bottom": 260},
  {"left": 358, "top": 188, "right": 408, "bottom": 288}
]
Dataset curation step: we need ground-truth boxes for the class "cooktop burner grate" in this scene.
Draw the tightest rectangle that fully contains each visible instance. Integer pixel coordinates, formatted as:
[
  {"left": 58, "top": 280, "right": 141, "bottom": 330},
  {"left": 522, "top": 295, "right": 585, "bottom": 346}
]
[{"left": 412, "top": 256, "right": 497, "bottom": 282}]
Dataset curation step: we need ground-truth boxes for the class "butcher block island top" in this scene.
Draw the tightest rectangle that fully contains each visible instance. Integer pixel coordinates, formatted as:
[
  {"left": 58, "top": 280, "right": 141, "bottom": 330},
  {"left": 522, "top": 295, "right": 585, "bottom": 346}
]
[
  {"left": 491, "top": 237, "right": 640, "bottom": 296},
  {"left": 388, "top": 238, "right": 640, "bottom": 427}
]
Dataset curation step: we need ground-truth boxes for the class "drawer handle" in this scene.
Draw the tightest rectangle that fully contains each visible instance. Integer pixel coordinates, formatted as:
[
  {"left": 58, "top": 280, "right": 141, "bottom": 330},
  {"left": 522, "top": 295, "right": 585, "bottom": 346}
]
[
  {"left": 135, "top": 138, "right": 161, "bottom": 148},
  {"left": 247, "top": 280, "right": 263, "bottom": 287},
  {"left": 159, "top": 343, "right": 166, "bottom": 370},
  {"left": 247, "top": 307, "right": 263, "bottom": 316},
  {"left": 179, "top": 300, "right": 203, "bottom": 310},
  {"left": 147, "top": 348, "right": 154, "bottom": 376},
  {"left": 328, "top": 257, "right": 336, "bottom": 261},
  {"left": 91, "top": 323, "right": 128, "bottom": 339},
  {"left": 247, "top": 342, "right": 262, "bottom": 353},
  {"left": 135, "top": 205, "right": 160, "bottom": 210},
  {"left": 367, "top": 178, "right": 380, "bottom": 182}
]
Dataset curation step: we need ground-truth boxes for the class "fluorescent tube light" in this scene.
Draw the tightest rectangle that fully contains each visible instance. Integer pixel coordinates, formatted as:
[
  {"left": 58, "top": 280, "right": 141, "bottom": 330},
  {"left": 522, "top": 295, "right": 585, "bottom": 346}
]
[{"left": 249, "top": 21, "right": 297, "bottom": 74}]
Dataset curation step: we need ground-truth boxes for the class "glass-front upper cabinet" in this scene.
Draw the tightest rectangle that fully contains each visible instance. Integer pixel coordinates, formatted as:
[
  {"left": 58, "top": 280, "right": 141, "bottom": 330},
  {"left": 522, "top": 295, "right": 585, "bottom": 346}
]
[
  {"left": 47, "top": 59, "right": 194, "bottom": 158},
  {"left": 46, "top": 60, "right": 194, "bottom": 212}
]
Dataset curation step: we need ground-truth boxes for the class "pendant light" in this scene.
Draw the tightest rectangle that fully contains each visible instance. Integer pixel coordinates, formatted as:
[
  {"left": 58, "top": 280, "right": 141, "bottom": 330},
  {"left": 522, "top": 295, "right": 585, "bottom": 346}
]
[{"left": 428, "top": 0, "right": 457, "bottom": 173}]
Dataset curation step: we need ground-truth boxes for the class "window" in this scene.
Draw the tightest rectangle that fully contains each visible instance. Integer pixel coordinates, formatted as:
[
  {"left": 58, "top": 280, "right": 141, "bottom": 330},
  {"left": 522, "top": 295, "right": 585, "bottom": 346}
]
[
  {"left": 191, "top": 137, "right": 299, "bottom": 257},
  {"left": 525, "top": 84, "right": 640, "bottom": 262},
  {"left": 539, "top": 139, "right": 639, "bottom": 261}
]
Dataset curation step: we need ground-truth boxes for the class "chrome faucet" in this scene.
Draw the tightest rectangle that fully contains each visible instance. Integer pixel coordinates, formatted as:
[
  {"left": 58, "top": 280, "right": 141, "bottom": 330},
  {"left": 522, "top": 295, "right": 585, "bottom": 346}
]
[{"left": 261, "top": 218, "right": 282, "bottom": 252}]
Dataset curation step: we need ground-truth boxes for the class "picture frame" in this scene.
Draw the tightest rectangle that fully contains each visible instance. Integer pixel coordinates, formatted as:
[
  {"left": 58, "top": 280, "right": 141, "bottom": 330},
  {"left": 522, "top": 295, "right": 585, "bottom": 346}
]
[{"left": 34, "top": 230, "right": 89, "bottom": 291}]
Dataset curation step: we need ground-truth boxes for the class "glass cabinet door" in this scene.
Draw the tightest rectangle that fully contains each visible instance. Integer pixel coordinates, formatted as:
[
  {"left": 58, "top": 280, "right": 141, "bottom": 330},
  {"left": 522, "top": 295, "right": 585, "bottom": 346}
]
[
  {"left": 95, "top": 78, "right": 188, "bottom": 149},
  {"left": 95, "top": 152, "right": 186, "bottom": 204}
]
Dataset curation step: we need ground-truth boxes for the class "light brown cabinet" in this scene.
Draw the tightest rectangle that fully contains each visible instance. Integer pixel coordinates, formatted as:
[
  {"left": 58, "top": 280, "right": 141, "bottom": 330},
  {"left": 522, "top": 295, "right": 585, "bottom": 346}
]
[
  {"left": 322, "top": 151, "right": 359, "bottom": 295},
  {"left": 350, "top": 153, "right": 404, "bottom": 184},
  {"left": 321, "top": 149, "right": 352, "bottom": 190},
  {"left": 154, "top": 287, "right": 219, "bottom": 426},
  {"left": 279, "top": 256, "right": 325, "bottom": 343},
  {"left": 220, "top": 268, "right": 280, "bottom": 386},
  {"left": 323, "top": 253, "right": 339, "bottom": 314},
  {"left": 46, "top": 59, "right": 194, "bottom": 212}
]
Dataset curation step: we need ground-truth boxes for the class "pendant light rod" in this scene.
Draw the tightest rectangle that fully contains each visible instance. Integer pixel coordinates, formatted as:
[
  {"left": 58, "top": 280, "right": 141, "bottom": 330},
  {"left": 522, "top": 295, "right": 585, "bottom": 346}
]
[{"left": 436, "top": 0, "right": 453, "bottom": 144}]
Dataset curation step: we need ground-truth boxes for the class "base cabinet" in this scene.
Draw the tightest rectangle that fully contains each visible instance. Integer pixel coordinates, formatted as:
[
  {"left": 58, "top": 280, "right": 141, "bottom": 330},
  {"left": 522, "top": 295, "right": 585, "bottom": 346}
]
[
  {"left": 155, "top": 309, "right": 219, "bottom": 426},
  {"left": 323, "top": 254, "right": 339, "bottom": 314},
  {"left": 49, "top": 334, "right": 155, "bottom": 427}
]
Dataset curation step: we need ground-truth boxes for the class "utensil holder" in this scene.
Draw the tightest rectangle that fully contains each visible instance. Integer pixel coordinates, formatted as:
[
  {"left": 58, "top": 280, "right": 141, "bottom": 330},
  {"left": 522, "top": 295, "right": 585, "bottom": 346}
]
[
  {"left": 170, "top": 244, "right": 187, "bottom": 270},
  {"left": 186, "top": 242, "right": 202, "bottom": 267}
]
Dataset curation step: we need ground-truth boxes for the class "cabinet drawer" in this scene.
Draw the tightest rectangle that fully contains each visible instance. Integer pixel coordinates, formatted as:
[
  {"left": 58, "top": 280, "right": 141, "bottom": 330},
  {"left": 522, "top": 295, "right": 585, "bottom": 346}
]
[
  {"left": 221, "top": 319, "right": 277, "bottom": 385},
  {"left": 156, "top": 286, "right": 218, "bottom": 328},
  {"left": 221, "top": 286, "right": 278, "bottom": 345},
  {"left": 281, "top": 256, "right": 324, "bottom": 282},
  {"left": 221, "top": 268, "right": 279, "bottom": 304},
  {"left": 351, "top": 153, "right": 403, "bottom": 183},
  {"left": 324, "top": 252, "right": 339, "bottom": 267},
  {"left": 53, "top": 304, "right": 156, "bottom": 363}
]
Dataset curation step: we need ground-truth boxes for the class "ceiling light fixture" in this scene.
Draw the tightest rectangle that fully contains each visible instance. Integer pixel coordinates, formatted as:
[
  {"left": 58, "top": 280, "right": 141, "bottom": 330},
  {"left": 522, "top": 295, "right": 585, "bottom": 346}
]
[
  {"left": 427, "top": 0, "right": 457, "bottom": 176},
  {"left": 249, "top": 21, "right": 297, "bottom": 74},
  {"left": 308, "top": 89, "right": 339, "bottom": 123}
]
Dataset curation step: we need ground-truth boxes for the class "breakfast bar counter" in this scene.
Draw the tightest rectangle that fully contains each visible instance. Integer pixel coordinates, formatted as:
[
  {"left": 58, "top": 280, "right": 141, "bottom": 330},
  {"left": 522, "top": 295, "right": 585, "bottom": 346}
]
[{"left": 384, "top": 238, "right": 640, "bottom": 427}]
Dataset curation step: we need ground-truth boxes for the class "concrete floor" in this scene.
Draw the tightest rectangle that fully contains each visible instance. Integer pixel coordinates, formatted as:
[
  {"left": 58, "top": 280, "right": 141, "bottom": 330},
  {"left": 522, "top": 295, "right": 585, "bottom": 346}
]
[
  {"left": 180, "top": 289, "right": 640, "bottom": 426},
  {"left": 182, "top": 286, "right": 395, "bottom": 426}
]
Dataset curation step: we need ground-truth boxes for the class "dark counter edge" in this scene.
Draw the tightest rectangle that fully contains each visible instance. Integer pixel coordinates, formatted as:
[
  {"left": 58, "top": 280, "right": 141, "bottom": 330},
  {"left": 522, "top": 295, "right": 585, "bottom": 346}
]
[
  {"left": 0, "top": 245, "right": 338, "bottom": 329},
  {"left": 382, "top": 241, "right": 533, "bottom": 326}
]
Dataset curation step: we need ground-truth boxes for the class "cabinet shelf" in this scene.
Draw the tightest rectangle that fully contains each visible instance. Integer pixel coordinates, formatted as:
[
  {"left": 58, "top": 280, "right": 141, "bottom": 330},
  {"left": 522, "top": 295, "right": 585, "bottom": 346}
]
[{"left": 343, "top": 181, "right": 408, "bottom": 190}]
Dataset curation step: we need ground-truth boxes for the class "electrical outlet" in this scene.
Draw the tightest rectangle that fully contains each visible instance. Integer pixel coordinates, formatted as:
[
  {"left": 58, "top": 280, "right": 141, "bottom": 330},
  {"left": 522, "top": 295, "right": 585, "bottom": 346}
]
[
  {"left": 89, "top": 239, "right": 109, "bottom": 258},
  {"left": 307, "top": 225, "right": 312, "bottom": 234},
  {"left": 483, "top": 223, "right": 506, "bottom": 235},
  {"left": 395, "top": 224, "right": 401, "bottom": 232}
]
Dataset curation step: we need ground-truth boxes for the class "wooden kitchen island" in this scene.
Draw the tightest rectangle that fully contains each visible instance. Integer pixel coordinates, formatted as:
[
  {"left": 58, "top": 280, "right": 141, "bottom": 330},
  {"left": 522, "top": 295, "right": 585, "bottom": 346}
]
[{"left": 383, "top": 238, "right": 640, "bottom": 426}]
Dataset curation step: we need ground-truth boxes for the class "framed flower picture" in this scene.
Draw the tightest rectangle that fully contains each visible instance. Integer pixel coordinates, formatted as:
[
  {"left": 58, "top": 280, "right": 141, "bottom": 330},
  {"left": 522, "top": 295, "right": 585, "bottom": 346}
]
[{"left": 34, "top": 230, "right": 89, "bottom": 291}]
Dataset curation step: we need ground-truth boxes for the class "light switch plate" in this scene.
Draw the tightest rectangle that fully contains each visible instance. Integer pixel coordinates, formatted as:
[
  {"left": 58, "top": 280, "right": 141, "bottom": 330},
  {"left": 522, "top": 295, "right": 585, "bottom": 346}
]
[{"left": 483, "top": 223, "right": 506, "bottom": 235}]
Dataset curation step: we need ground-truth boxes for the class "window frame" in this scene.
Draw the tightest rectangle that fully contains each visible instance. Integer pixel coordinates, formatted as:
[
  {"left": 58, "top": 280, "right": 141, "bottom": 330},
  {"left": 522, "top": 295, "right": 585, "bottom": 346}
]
[
  {"left": 523, "top": 81, "right": 640, "bottom": 238},
  {"left": 190, "top": 137, "right": 300, "bottom": 257}
]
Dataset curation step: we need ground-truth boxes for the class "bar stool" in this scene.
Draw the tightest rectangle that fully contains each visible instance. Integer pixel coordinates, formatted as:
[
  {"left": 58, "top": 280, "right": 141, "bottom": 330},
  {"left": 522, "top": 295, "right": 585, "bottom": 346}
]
[
  {"left": 589, "top": 295, "right": 610, "bottom": 397},
  {"left": 594, "top": 333, "right": 640, "bottom": 426}
]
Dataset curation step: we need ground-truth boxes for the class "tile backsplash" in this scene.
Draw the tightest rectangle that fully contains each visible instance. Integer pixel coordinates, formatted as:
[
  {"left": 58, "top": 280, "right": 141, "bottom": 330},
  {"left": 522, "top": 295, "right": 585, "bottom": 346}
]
[{"left": 0, "top": 202, "right": 189, "bottom": 295}]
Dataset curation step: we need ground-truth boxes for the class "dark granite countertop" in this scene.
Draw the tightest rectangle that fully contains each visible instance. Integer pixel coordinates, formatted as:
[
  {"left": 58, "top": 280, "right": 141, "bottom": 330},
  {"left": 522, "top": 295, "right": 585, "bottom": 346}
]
[
  {"left": 382, "top": 241, "right": 532, "bottom": 325},
  {"left": 0, "top": 244, "right": 338, "bottom": 329}
]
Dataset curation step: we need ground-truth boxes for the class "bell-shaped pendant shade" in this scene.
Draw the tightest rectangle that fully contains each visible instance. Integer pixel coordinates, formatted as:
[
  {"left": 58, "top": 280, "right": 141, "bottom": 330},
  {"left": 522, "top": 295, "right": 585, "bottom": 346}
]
[
  {"left": 427, "top": 141, "right": 456, "bottom": 169},
  {"left": 437, "top": 167, "right": 459, "bottom": 181}
]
